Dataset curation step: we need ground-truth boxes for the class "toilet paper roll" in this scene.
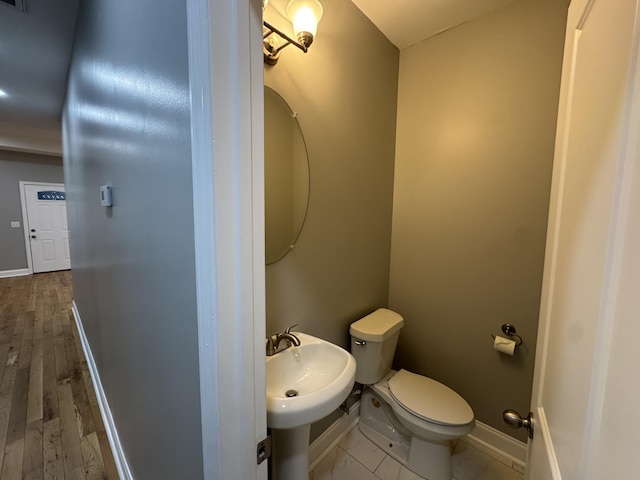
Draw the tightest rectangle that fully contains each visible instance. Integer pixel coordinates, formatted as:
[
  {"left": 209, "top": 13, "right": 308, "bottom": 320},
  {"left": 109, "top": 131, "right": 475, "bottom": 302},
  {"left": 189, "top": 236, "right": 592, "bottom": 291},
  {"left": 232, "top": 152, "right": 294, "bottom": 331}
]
[{"left": 493, "top": 335, "right": 516, "bottom": 356}]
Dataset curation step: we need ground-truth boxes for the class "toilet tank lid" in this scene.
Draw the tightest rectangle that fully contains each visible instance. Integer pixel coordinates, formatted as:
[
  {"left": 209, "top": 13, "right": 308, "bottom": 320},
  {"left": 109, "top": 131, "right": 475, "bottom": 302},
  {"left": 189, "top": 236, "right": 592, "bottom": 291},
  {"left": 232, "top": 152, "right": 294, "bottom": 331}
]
[{"left": 350, "top": 308, "right": 404, "bottom": 342}]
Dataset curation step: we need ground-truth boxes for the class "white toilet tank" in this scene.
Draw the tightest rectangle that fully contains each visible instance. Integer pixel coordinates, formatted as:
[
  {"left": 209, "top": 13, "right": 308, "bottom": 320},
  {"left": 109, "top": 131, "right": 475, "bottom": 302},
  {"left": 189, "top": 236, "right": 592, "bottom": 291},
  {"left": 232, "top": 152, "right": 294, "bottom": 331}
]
[{"left": 350, "top": 308, "right": 404, "bottom": 384}]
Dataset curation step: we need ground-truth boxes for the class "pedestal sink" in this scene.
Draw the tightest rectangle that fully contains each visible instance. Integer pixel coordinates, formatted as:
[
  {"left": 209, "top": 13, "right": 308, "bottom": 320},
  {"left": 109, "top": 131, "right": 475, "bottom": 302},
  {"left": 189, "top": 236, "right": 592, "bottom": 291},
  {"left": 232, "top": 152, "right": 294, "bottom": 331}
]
[{"left": 266, "top": 332, "right": 356, "bottom": 480}]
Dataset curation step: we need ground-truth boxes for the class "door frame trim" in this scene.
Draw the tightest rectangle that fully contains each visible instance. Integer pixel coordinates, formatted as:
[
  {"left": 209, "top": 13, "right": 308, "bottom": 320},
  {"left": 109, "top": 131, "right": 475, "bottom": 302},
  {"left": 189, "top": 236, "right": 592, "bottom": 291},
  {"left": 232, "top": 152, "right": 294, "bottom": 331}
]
[
  {"left": 18, "top": 180, "right": 66, "bottom": 275},
  {"left": 527, "top": 0, "right": 640, "bottom": 477},
  {"left": 186, "top": 0, "right": 266, "bottom": 477}
]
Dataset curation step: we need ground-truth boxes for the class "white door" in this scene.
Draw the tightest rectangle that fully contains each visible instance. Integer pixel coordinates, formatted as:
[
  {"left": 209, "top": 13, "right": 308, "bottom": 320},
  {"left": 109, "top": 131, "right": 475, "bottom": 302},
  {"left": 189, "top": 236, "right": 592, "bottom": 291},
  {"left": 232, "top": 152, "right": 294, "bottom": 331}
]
[
  {"left": 526, "top": 0, "right": 640, "bottom": 478},
  {"left": 22, "top": 183, "right": 71, "bottom": 273}
]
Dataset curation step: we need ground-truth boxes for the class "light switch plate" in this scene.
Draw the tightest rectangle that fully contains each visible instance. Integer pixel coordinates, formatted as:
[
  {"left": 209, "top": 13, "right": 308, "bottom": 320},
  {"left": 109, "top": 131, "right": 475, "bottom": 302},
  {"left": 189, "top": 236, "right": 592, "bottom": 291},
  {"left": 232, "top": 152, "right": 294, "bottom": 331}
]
[{"left": 10, "top": 221, "right": 20, "bottom": 228}]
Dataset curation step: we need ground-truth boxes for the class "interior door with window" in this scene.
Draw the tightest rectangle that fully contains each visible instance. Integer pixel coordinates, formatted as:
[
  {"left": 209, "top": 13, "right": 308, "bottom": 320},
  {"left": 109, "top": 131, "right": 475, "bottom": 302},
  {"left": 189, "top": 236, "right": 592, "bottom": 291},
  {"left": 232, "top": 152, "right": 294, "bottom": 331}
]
[
  {"left": 23, "top": 183, "right": 71, "bottom": 273},
  {"left": 525, "top": 0, "right": 640, "bottom": 478}
]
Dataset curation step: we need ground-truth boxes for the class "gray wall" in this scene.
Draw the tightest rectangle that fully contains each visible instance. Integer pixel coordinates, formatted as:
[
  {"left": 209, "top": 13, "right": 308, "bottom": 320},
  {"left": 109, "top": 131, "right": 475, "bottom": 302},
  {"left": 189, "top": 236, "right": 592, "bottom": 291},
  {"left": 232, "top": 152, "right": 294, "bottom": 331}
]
[
  {"left": 0, "top": 150, "right": 63, "bottom": 271},
  {"left": 63, "top": 0, "right": 202, "bottom": 478},
  {"left": 389, "top": 0, "right": 568, "bottom": 441},
  {"left": 263, "top": 0, "right": 399, "bottom": 438}
]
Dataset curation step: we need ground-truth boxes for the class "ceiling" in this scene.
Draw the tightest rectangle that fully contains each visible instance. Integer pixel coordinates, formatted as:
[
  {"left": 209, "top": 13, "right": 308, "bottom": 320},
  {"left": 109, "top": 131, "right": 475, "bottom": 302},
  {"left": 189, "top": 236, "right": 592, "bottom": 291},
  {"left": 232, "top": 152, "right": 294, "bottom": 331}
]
[
  {"left": 351, "top": 0, "right": 521, "bottom": 49},
  {"left": 0, "top": 0, "right": 78, "bottom": 132},
  {"left": 0, "top": 0, "right": 519, "bottom": 148}
]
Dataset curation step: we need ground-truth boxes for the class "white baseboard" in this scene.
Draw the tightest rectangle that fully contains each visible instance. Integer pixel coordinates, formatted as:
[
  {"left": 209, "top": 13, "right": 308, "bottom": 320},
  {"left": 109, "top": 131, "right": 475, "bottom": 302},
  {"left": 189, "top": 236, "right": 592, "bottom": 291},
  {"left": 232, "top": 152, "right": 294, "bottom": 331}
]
[
  {"left": 71, "top": 301, "right": 134, "bottom": 480},
  {"left": 308, "top": 402, "right": 361, "bottom": 471},
  {"left": 463, "top": 420, "right": 527, "bottom": 471},
  {"left": 0, "top": 268, "right": 30, "bottom": 278}
]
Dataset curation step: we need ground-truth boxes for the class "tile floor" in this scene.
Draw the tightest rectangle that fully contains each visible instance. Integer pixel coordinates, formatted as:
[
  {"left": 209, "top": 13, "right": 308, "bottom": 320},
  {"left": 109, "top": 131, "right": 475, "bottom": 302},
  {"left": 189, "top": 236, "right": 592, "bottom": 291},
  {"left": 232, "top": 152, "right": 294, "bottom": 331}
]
[{"left": 310, "top": 425, "right": 524, "bottom": 480}]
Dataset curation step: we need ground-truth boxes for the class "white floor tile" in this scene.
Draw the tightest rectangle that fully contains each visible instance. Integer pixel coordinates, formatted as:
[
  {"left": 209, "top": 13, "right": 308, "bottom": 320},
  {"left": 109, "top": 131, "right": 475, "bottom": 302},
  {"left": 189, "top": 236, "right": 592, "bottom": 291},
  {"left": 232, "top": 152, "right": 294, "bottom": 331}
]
[
  {"left": 451, "top": 442, "right": 524, "bottom": 480},
  {"left": 374, "top": 455, "right": 423, "bottom": 480},
  {"left": 310, "top": 425, "right": 525, "bottom": 480},
  {"left": 338, "top": 426, "right": 387, "bottom": 472},
  {"left": 311, "top": 446, "right": 377, "bottom": 480}
]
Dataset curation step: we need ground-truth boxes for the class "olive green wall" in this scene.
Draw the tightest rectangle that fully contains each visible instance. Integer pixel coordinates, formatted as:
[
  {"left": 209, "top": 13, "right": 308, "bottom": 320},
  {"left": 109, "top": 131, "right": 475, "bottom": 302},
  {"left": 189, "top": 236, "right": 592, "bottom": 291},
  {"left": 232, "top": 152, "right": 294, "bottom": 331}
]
[
  {"left": 264, "top": 0, "right": 568, "bottom": 444},
  {"left": 264, "top": 0, "right": 399, "bottom": 441},
  {"left": 389, "top": 0, "right": 568, "bottom": 441},
  {"left": 264, "top": 0, "right": 399, "bottom": 346}
]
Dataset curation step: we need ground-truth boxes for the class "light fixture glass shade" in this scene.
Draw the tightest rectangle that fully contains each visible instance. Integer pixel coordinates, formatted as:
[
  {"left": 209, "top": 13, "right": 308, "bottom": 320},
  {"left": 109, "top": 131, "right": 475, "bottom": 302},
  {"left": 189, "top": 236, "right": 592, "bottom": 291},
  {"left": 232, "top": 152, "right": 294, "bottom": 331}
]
[{"left": 286, "top": 0, "right": 323, "bottom": 41}]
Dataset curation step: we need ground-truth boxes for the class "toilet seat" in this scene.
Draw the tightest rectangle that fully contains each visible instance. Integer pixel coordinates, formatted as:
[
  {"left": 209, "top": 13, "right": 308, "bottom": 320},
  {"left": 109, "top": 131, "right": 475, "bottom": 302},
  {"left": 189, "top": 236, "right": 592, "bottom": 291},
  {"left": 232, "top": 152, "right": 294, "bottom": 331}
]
[
  {"left": 368, "top": 371, "right": 475, "bottom": 442},
  {"left": 388, "top": 369, "right": 474, "bottom": 427}
]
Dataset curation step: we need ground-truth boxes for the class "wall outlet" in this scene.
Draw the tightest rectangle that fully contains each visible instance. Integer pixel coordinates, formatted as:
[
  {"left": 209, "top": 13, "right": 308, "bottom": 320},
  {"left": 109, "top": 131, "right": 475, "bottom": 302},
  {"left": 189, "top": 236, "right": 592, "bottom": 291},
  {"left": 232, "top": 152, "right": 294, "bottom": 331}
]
[{"left": 10, "top": 221, "right": 20, "bottom": 228}]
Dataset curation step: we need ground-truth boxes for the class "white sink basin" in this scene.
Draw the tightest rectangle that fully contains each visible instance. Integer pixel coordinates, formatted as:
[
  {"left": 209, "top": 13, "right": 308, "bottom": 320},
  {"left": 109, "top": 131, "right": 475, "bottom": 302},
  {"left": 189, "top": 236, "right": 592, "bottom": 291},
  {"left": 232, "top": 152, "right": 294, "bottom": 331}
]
[{"left": 266, "top": 332, "right": 356, "bottom": 430}]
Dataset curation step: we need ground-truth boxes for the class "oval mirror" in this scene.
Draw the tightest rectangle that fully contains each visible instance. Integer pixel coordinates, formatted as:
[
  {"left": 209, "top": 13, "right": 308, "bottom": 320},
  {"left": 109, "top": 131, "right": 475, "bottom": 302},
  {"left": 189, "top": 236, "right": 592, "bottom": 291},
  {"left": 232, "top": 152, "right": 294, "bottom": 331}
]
[{"left": 264, "top": 86, "right": 310, "bottom": 264}]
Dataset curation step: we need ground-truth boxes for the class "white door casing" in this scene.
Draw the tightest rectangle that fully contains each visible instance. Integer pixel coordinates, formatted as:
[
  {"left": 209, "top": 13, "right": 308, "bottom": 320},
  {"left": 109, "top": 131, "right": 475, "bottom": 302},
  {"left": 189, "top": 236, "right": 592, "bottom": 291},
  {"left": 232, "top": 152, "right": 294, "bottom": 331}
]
[
  {"left": 186, "top": 0, "right": 267, "bottom": 478},
  {"left": 526, "top": 0, "right": 640, "bottom": 478},
  {"left": 20, "top": 182, "right": 71, "bottom": 274}
]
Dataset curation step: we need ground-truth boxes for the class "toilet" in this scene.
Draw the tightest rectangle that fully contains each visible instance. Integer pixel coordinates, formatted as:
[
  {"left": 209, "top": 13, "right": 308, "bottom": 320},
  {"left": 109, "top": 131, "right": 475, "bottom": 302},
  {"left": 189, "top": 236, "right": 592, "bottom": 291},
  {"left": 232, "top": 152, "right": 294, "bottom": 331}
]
[{"left": 350, "top": 308, "right": 475, "bottom": 480}]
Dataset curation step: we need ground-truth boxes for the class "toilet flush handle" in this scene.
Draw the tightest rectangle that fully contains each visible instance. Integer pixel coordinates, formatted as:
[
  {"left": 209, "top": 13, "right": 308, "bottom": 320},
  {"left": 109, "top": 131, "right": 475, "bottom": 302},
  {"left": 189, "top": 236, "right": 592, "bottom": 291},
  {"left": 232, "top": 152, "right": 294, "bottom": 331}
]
[{"left": 354, "top": 339, "right": 366, "bottom": 346}]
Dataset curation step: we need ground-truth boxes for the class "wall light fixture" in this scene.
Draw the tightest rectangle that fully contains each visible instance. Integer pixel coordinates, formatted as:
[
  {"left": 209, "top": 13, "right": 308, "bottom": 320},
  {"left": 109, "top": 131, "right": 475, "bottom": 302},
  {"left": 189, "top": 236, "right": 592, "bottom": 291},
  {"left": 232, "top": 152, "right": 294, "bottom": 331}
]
[{"left": 263, "top": 0, "right": 323, "bottom": 65}]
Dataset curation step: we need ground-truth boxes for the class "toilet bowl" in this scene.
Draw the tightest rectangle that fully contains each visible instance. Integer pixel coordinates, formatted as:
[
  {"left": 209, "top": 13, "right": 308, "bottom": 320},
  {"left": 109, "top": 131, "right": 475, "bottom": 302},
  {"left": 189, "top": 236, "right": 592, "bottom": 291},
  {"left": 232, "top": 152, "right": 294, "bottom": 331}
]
[
  {"left": 374, "top": 369, "right": 474, "bottom": 441},
  {"left": 350, "top": 309, "right": 475, "bottom": 480}
]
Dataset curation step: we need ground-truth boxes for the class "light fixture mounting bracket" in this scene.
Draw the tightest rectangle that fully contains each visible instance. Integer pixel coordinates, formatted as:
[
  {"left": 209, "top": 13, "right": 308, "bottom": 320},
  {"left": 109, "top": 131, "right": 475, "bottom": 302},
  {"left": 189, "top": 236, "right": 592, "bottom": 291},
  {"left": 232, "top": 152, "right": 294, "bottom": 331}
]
[{"left": 263, "top": 21, "right": 309, "bottom": 65}]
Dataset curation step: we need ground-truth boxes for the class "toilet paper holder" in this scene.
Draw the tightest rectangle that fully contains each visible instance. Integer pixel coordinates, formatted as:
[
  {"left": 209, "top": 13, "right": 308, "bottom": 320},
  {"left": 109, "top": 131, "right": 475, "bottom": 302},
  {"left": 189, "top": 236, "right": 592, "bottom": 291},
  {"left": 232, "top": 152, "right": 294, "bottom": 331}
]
[{"left": 491, "top": 323, "right": 523, "bottom": 347}]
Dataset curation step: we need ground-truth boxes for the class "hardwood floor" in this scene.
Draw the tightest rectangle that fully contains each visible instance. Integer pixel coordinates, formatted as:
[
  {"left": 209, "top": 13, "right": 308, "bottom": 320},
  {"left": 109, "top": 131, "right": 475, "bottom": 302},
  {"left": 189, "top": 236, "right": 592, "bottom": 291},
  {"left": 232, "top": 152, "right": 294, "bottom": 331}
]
[{"left": 0, "top": 271, "right": 118, "bottom": 480}]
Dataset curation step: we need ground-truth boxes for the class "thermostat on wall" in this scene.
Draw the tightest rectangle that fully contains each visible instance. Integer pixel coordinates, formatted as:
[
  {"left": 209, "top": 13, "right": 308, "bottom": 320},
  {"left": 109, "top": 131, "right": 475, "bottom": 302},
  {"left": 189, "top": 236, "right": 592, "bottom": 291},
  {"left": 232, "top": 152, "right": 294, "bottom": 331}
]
[{"left": 100, "top": 185, "right": 113, "bottom": 207}]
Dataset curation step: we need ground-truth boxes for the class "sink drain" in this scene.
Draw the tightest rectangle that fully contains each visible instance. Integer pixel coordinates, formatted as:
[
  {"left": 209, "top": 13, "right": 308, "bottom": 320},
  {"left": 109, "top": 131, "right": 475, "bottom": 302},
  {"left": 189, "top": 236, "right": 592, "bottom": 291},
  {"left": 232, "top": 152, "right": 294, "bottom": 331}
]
[{"left": 285, "top": 389, "right": 298, "bottom": 397}]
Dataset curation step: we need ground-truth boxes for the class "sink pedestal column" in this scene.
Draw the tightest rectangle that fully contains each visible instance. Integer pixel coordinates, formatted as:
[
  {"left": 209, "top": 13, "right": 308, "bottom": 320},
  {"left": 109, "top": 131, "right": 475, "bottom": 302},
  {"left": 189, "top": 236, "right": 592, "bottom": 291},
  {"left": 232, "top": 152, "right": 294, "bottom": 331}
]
[{"left": 271, "top": 424, "right": 310, "bottom": 480}]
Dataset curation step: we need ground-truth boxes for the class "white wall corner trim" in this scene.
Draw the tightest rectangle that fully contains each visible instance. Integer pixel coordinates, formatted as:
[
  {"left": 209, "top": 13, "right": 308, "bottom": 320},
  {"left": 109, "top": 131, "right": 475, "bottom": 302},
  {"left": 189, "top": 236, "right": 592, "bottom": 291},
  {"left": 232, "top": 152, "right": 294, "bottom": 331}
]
[
  {"left": 463, "top": 420, "right": 528, "bottom": 469},
  {"left": 71, "top": 301, "right": 134, "bottom": 480},
  {"left": 186, "top": 0, "right": 266, "bottom": 478},
  {"left": 308, "top": 403, "right": 361, "bottom": 471},
  {"left": 0, "top": 268, "right": 30, "bottom": 278}
]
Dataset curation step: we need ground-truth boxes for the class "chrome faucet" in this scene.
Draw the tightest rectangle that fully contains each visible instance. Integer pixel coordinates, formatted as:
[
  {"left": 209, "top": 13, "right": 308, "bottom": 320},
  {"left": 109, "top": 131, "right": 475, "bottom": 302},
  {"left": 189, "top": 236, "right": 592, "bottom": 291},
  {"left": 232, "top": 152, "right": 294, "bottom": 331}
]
[{"left": 266, "top": 324, "right": 301, "bottom": 356}]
